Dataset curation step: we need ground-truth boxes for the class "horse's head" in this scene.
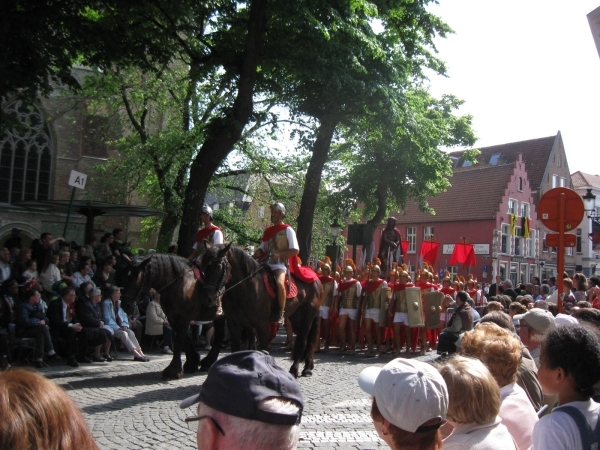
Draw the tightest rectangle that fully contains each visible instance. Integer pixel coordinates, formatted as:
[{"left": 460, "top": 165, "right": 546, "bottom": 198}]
[
  {"left": 120, "top": 255, "right": 152, "bottom": 314},
  {"left": 199, "top": 242, "right": 232, "bottom": 308}
]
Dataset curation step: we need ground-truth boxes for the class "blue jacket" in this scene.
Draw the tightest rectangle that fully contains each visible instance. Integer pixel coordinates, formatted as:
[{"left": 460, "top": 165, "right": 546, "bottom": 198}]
[
  {"left": 101, "top": 299, "right": 130, "bottom": 332},
  {"left": 16, "top": 302, "right": 48, "bottom": 331}
]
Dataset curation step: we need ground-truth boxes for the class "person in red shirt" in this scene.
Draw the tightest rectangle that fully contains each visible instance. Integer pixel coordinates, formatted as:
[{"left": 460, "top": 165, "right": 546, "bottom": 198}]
[
  {"left": 360, "top": 265, "right": 388, "bottom": 356},
  {"left": 318, "top": 263, "right": 337, "bottom": 352},
  {"left": 390, "top": 269, "right": 414, "bottom": 356},
  {"left": 336, "top": 264, "right": 361, "bottom": 353},
  {"left": 188, "top": 205, "right": 224, "bottom": 262}
]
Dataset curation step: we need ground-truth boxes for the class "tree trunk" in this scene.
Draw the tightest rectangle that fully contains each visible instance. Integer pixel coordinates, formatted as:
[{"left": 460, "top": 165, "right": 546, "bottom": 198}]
[
  {"left": 296, "top": 116, "right": 338, "bottom": 264},
  {"left": 157, "top": 211, "right": 178, "bottom": 252},
  {"left": 361, "top": 179, "right": 388, "bottom": 266},
  {"left": 176, "top": 0, "right": 267, "bottom": 256}
]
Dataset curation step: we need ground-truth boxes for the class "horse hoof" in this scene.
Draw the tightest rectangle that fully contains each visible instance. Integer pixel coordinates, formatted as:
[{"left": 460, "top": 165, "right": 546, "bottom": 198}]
[
  {"left": 162, "top": 368, "right": 183, "bottom": 380},
  {"left": 302, "top": 369, "right": 313, "bottom": 377},
  {"left": 183, "top": 361, "right": 199, "bottom": 374},
  {"left": 289, "top": 367, "right": 299, "bottom": 379}
]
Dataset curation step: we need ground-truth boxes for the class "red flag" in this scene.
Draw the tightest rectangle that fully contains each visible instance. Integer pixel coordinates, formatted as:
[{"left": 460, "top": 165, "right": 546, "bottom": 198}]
[
  {"left": 400, "top": 240, "right": 409, "bottom": 256},
  {"left": 449, "top": 243, "right": 476, "bottom": 267},
  {"left": 419, "top": 241, "right": 439, "bottom": 265}
]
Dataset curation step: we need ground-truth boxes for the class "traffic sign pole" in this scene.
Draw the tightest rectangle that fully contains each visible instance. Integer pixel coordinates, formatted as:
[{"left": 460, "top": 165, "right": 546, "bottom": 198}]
[{"left": 558, "top": 193, "right": 565, "bottom": 314}]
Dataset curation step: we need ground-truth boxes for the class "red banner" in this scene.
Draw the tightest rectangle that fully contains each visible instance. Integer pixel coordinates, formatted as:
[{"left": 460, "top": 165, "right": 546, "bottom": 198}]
[
  {"left": 400, "top": 240, "right": 409, "bottom": 256},
  {"left": 449, "top": 243, "right": 476, "bottom": 267},
  {"left": 419, "top": 241, "right": 439, "bottom": 265}
]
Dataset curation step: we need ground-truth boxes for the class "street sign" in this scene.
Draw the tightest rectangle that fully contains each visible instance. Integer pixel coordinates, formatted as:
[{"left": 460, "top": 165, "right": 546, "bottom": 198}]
[
  {"left": 538, "top": 187, "right": 584, "bottom": 232},
  {"left": 545, "top": 233, "right": 576, "bottom": 247},
  {"left": 68, "top": 170, "right": 88, "bottom": 190}
]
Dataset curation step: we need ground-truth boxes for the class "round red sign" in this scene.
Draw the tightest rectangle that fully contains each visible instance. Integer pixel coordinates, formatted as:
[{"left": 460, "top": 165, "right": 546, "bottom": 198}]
[{"left": 538, "top": 188, "right": 585, "bottom": 232}]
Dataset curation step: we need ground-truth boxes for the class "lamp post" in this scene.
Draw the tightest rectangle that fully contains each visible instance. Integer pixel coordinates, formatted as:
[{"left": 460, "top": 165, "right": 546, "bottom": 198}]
[
  {"left": 326, "top": 219, "right": 343, "bottom": 271},
  {"left": 583, "top": 189, "right": 599, "bottom": 222}
]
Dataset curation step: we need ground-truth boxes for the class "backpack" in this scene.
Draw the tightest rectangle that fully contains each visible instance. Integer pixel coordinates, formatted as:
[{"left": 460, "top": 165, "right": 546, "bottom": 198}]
[{"left": 555, "top": 405, "right": 600, "bottom": 450}]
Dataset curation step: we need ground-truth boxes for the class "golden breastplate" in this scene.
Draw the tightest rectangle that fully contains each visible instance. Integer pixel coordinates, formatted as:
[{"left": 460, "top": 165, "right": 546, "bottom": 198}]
[
  {"left": 267, "top": 230, "right": 289, "bottom": 265},
  {"left": 341, "top": 285, "right": 358, "bottom": 309},
  {"left": 322, "top": 282, "right": 334, "bottom": 307},
  {"left": 395, "top": 290, "right": 408, "bottom": 313},
  {"left": 366, "top": 285, "right": 384, "bottom": 309}
]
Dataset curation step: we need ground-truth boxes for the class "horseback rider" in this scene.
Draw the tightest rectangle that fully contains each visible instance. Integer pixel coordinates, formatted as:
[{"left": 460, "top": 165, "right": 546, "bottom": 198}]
[
  {"left": 188, "top": 205, "right": 224, "bottom": 263},
  {"left": 254, "top": 203, "right": 299, "bottom": 326}
]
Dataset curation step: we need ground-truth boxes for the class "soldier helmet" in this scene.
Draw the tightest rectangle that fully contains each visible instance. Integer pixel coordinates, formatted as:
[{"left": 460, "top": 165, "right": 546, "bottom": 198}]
[
  {"left": 322, "top": 263, "right": 331, "bottom": 272},
  {"left": 270, "top": 202, "right": 286, "bottom": 215},
  {"left": 200, "top": 204, "right": 213, "bottom": 217},
  {"left": 343, "top": 265, "right": 354, "bottom": 273},
  {"left": 398, "top": 270, "right": 409, "bottom": 277},
  {"left": 371, "top": 265, "right": 381, "bottom": 274}
]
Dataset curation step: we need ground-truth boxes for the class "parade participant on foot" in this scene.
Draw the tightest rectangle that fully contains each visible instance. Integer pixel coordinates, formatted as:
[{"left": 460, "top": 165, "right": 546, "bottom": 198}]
[
  {"left": 413, "top": 269, "right": 435, "bottom": 355},
  {"left": 180, "top": 350, "right": 303, "bottom": 450},
  {"left": 466, "top": 276, "right": 484, "bottom": 306},
  {"left": 318, "top": 262, "right": 337, "bottom": 352},
  {"left": 336, "top": 263, "right": 361, "bottom": 353},
  {"left": 254, "top": 203, "right": 299, "bottom": 326},
  {"left": 378, "top": 217, "right": 402, "bottom": 275},
  {"left": 188, "top": 205, "right": 224, "bottom": 262},
  {"left": 360, "top": 265, "right": 388, "bottom": 356},
  {"left": 390, "top": 267, "right": 414, "bottom": 356}
]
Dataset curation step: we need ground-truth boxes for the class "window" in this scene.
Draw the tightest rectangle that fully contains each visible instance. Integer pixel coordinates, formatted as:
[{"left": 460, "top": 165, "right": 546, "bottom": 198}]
[
  {"left": 514, "top": 228, "right": 522, "bottom": 256},
  {"left": 510, "top": 262, "right": 518, "bottom": 286},
  {"left": 489, "top": 153, "right": 501, "bottom": 165},
  {"left": 518, "top": 177, "right": 523, "bottom": 192},
  {"left": 567, "top": 246, "right": 573, "bottom": 256},
  {"left": 527, "top": 230, "right": 536, "bottom": 258},
  {"left": 577, "top": 229, "right": 582, "bottom": 254},
  {"left": 557, "top": 154, "right": 562, "bottom": 167},
  {"left": 552, "top": 174, "right": 559, "bottom": 188},
  {"left": 406, "top": 227, "right": 416, "bottom": 253},
  {"left": 543, "top": 232, "right": 549, "bottom": 253},
  {"left": 521, "top": 202, "right": 530, "bottom": 218},
  {"left": 499, "top": 262, "right": 508, "bottom": 280},
  {"left": 508, "top": 199, "right": 517, "bottom": 215},
  {"left": 520, "top": 263, "right": 528, "bottom": 285},
  {"left": 530, "top": 264, "right": 537, "bottom": 280},
  {"left": 0, "top": 100, "right": 53, "bottom": 204},
  {"left": 462, "top": 160, "right": 473, "bottom": 167},
  {"left": 448, "top": 266, "right": 458, "bottom": 279},
  {"left": 258, "top": 206, "right": 265, "bottom": 218},
  {"left": 424, "top": 226, "right": 434, "bottom": 240},
  {"left": 501, "top": 224, "right": 510, "bottom": 254},
  {"left": 560, "top": 177, "right": 567, "bottom": 187}
]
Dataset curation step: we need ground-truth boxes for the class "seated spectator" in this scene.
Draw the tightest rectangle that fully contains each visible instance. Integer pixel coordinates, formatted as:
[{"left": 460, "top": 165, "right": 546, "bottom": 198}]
[
  {"left": 479, "top": 311, "right": 544, "bottom": 411},
  {"left": 76, "top": 287, "right": 113, "bottom": 362},
  {"left": 0, "top": 368, "right": 99, "bottom": 450},
  {"left": 438, "top": 356, "right": 517, "bottom": 449},
  {"left": 460, "top": 322, "right": 538, "bottom": 449},
  {"left": 21, "top": 259, "right": 38, "bottom": 281},
  {"left": 97, "top": 233, "right": 114, "bottom": 263},
  {"left": 572, "top": 273, "right": 588, "bottom": 303},
  {"left": 534, "top": 299, "right": 549, "bottom": 310},
  {"left": 73, "top": 262, "right": 95, "bottom": 289},
  {"left": 358, "top": 358, "right": 447, "bottom": 450},
  {"left": 561, "top": 278, "right": 576, "bottom": 311},
  {"left": 502, "top": 280, "right": 519, "bottom": 301},
  {"left": 0, "top": 247, "right": 12, "bottom": 283},
  {"left": 102, "top": 286, "right": 148, "bottom": 362},
  {"left": 145, "top": 291, "right": 172, "bottom": 354},
  {"left": 56, "top": 251, "right": 74, "bottom": 285},
  {"left": 547, "top": 302, "right": 558, "bottom": 316},
  {"left": 437, "top": 292, "right": 474, "bottom": 354},
  {"left": 78, "top": 255, "right": 94, "bottom": 277},
  {"left": 0, "top": 279, "right": 20, "bottom": 369},
  {"left": 509, "top": 301, "right": 527, "bottom": 318},
  {"left": 94, "top": 258, "right": 116, "bottom": 298},
  {"left": 47, "top": 287, "right": 95, "bottom": 367},
  {"left": 11, "top": 247, "right": 31, "bottom": 283},
  {"left": 40, "top": 254, "right": 61, "bottom": 294},
  {"left": 69, "top": 249, "right": 79, "bottom": 272},
  {"left": 15, "top": 289, "right": 58, "bottom": 368},
  {"left": 540, "top": 284, "right": 551, "bottom": 300},
  {"left": 180, "top": 350, "right": 303, "bottom": 450},
  {"left": 514, "top": 308, "right": 556, "bottom": 368},
  {"left": 532, "top": 284, "right": 543, "bottom": 301},
  {"left": 532, "top": 325, "right": 600, "bottom": 449},
  {"left": 85, "top": 236, "right": 99, "bottom": 266}
]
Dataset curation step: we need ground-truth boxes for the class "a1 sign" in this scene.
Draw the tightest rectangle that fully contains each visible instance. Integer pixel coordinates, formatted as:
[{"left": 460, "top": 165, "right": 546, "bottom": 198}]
[{"left": 68, "top": 170, "right": 87, "bottom": 190}]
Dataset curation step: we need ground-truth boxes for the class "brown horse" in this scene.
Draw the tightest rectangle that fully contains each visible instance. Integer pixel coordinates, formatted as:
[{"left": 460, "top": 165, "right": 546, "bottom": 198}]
[
  {"left": 200, "top": 243, "right": 323, "bottom": 377},
  {"left": 121, "top": 254, "right": 219, "bottom": 380}
]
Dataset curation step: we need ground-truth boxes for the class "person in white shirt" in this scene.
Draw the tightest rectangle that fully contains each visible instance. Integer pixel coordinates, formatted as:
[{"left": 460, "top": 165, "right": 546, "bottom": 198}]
[
  {"left": 532, "top": 325, "right": 600, "bottom": 450},
  {"left": 73, "top": 263, "right": 95, "bottom": 289},
  {"left": 0, "top": 248, "right": 12, "bottom": 283},
  {"left": 22, "top": 259, "right": 38, "bottom": 281}
]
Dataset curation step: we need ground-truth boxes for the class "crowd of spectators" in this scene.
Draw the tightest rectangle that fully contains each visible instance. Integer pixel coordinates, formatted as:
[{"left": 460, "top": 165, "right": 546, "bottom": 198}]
[{"left": 0, "top": 228, "right": 172, "bottom": 370}]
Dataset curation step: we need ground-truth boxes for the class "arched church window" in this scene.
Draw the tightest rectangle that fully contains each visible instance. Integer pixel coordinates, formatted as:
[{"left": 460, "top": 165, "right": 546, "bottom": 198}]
[{"left": 0, "top": 101, "right": 53, "bottom": 204}]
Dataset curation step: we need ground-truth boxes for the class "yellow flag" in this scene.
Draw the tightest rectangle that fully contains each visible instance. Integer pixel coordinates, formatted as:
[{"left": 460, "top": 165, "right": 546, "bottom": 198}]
[{"left": 510, "top": 214, "right": 517, "bottom": 236}]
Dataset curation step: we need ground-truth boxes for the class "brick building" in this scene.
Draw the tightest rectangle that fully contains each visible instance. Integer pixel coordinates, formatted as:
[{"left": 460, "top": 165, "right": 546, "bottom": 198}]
[{"left": 572, "top": 171, "right": 600, "bottom": 277}]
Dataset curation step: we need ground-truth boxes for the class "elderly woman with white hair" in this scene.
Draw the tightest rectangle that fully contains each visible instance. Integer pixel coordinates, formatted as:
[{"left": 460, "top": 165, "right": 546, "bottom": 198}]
[{"left": 75, "top": 286, "right": 113, "bottom": 362}]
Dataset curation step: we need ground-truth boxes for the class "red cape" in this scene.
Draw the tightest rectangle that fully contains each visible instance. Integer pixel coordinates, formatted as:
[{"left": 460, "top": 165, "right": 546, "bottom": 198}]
[
  {"left": 194, "top": 225, "right": 221, "bottom": 243},
  {"left": 393, "top": 282, "right": 415, "bottom": 292},
  {"left": 361, "top": 279, "right": 385, "bottom": 294},
  {"left": 261, "top": 224, "right": 290, "bottom": 242},
  {"left": 440, "top": 287, "right": 456, "bottom": 296},
  {"left": 319, "top": 276, "right": 335, "bottom": 285},
  {"left": 289, "top": 255, "right": 318, "bottom": 283},
  {"left": 338, "top": 279, "right": 359, "bottom": 292}
]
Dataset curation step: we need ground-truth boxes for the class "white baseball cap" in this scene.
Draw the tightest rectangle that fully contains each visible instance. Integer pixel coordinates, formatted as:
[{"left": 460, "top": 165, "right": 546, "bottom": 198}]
[{"left": 358, "top": 358, "right": 448, "bottom": 433}]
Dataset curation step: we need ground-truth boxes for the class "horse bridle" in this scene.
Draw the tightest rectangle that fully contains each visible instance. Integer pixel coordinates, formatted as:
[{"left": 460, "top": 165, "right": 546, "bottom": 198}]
[{"left": 202, "top": 256, "right": 230, "bottom": 301}]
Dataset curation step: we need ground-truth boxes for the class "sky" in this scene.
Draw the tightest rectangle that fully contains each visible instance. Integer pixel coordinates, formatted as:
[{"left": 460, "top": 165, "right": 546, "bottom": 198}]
[{"left": 426, "top": 0, "right": 600, "bottom": 176}]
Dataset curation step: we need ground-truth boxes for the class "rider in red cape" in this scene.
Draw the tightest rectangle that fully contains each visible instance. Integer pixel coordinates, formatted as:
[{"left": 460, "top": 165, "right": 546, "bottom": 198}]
[
  {"left": 188, "top": 205, "right": 224, "bottom": 262},
  {"left": 254, "top": 203, "right": 301, "bottom": 325}
]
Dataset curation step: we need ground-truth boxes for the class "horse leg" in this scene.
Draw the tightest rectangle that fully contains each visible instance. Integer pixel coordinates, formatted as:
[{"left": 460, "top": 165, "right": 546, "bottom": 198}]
[
  {"left": 200, "top": 316, "right": 225, "bottom": 372},
  {"left": 301, "top": 314, "right": 320, "bottom": 377},
  {"left": 183, "top": 325, "right": 200, "bottom": 374},
  {"left": 228, "top": 318, "right": 243, "bottom": 353},
  {"left": 163, "top": 319, "right": 187, "bottom": 380},
  {"left": 290, "top": 310, "right": 313, "bottom": 379}
]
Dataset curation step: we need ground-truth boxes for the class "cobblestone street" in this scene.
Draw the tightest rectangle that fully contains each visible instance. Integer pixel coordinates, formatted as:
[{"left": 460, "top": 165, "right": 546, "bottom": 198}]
[{"left": 36, "top": 339, "right": 437, "bottom": 449}]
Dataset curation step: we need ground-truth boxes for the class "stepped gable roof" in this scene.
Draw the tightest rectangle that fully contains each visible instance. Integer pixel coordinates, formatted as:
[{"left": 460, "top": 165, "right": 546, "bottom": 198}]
[
  {"left": 572, "top": 171, "right": 600, "bottom": 189},
  {"left": 449, "top": 135, "right": 557, "bottom": 190},
  {"left": 393, "top": 163, "right": 515, "bottom": 224}
]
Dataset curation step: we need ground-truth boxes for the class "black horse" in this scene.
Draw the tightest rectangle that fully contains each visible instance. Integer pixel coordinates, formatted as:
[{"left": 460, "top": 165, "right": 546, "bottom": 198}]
[
  {"left": 199, "top": 243, "right": 323, "bottom": 377},
  {"left": 121, "top": 254, "right": 217, "bottom": 380}
]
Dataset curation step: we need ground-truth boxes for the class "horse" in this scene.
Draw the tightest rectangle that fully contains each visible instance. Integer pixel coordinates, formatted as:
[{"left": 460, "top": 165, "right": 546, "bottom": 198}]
[
  {"left": 199, "top": 243, "right": 323, "bottom": 377},
  {"left": 121, "top": 253, "right": 218, "bottom": 380}
]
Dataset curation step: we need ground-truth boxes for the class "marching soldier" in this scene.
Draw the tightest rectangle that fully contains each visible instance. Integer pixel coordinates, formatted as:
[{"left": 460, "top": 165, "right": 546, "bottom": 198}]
[
  {"left": 188, "top": 205, "right": 224, "bottom": 262},
  {"left": 318, "top": 263, "right": 337, "bottom": 352},
  {"left": 390, "top": 267, "right": 414, "bottom": 356},
  {"left": 254, "top": 203, "right": 299, "bottom": 325},
  {"left": 359, "top": 265, "right": 388, "bottom": 356},
  {"left": 335, "top": 264, "right": 361, "bottom": 353}
]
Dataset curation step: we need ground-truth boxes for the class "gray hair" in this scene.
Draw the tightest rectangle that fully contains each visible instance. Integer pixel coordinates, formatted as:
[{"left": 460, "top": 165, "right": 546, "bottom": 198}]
[
  {"left": 198, "top": 398, "right": 300, "bottom": 449},
  {"left": 540, "top": 284, "right": 551, "bottom": 295},
  {"left": 90, "top": 288, "right": 102, "bottom": 297},
  {"left": 503, "top": 280, "right": 514, "bottom": 288}
]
